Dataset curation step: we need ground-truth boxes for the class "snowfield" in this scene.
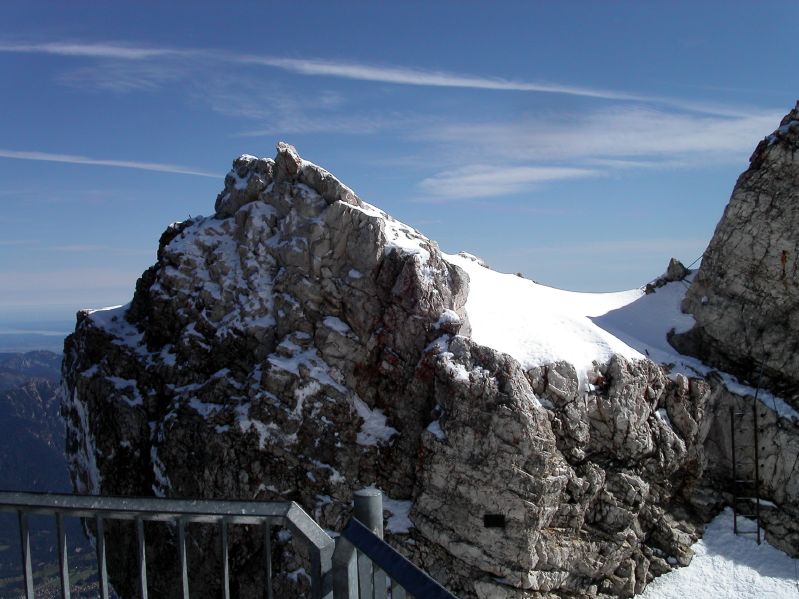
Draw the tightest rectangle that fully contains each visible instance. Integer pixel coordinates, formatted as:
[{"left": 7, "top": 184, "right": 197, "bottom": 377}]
[
  {"left": 445, "top": 252, "right": 644, "bottom": 385},
  {"left": 639, "top": 509, "right": 799, "bottom": 599}
]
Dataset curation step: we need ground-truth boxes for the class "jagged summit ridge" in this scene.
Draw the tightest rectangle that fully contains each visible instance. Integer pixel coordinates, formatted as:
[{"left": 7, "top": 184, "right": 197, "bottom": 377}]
[
  {"left": 63, "top": 143, "right": 721, "bottom": 598},
  {"left": 214, "top": 142, "right": 363, "bottom": 218}
]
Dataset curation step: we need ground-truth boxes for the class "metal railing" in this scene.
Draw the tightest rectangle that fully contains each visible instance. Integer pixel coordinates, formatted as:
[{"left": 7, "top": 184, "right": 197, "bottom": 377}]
[
  {"left": 0, "top": 489, "right": 457, "bottom": 599},
  {"left": 0, "top": 490, "right": 334, "bottom": 599},
  {"left": 335, "top": 490, "right": 457, "bottom": 599}
]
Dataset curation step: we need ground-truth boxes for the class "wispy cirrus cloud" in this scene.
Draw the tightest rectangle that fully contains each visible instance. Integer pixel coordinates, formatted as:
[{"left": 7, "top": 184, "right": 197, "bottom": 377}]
[
  {"left": 0, "top": 40, "right": 643, "bottom": 100},
  {"left": 0, "top": 39, "right": 754, "bottom": 117},
  {"left": 416, "top": 107, "right": 780, "bottom": 168},
  {"left": 411, "top": 106, "right": 781, "bottom": 201},
  {"left": 233, "top": 54, "right": 649, "bottom": 102},
  {"left": 201, "top": 82, "right": 399, "bottom": 136},
  {"left": 0, "top": 149, "right": 218, "bottom": 177},
  {"left": 57, "top": 61, "right": 185, "bottom": 93},
  {"left": 0, "top": 41, "right": 183, "bottom": 60},
  {"left": 0, "top": 38, "right": 781, "bottom": 196},
  {"left": 418, "top": 165, "right": 600, "bottom": 200}
]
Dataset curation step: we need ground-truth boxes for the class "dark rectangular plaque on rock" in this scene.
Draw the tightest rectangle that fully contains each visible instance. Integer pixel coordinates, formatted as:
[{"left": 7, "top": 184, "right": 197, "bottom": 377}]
[{"left": 483, "top": 514, "right": 505, "bottom": 528}]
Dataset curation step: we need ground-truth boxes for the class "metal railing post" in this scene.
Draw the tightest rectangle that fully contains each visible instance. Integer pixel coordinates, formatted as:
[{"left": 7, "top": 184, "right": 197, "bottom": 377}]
[
  {"left": 264, "top": 522, "right": 274, "bottom": 599},
  {"left": 333, "top": 535, "right": 358, "bottom": 599},
  {"left": 18, "top": 510, "right": 34, "bottom": 599},
  {"left": 339, "top": 518, "right": 458, "bottom": 599},
  {"left": 96, "top": 516, "right": 110, "bottom": 599},
  {"left": 57, "top": 512, "right": 71, "bottom": 599},
  {"left": 136, "top": 516, "right": 149, "bottom": 599},
  {"left": 730, "top": 406, "right": 738, "bottom": 534},
  {"left": 178, "top": 518, "right": 189, "bottom": 599},
  {"left": 354, "top": 488, "right": 386, "bottom": 599},
  {"left": 220, "top": 518, "right": 231, "bottom": 599},
  {"left": 753, "top": 401, "right": 761, "bottom": 544}
]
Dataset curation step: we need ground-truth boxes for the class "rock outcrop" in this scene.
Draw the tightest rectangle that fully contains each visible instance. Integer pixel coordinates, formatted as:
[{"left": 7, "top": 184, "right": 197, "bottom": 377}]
[
  {"left": 698, "top": 377, "right": 799, "bottom": 556},
  {"left": 63, "top": 144, "right": 715, "bottom": 598},
  {"left": 666, "top": 103, "right": 799, "bottom": 559},
  {"left": 671, "top": 102, "right": 799, "bottom": 410}
]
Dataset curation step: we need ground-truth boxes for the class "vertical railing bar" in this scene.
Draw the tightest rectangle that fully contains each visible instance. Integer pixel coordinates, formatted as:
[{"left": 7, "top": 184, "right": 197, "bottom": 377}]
[
  {"left": 57, "top": 512, "right": 71, "bottom": 599},
  {"left": 96, "top": 516, "right": 110, "bottom": 599},
  {"left": 264, "top": 521, "right": 274, "bottom": 599},
  {"left": 357, "top": 547, "right": 374, "bottom": 599},
  {"left": 753, "top": 401, "right": 761, "bottom": 544},
  {"left": 391, "top": 577, "right": 407, "bottom": 599},
  {"left": 137, "top": 516, "right": 149, "bottom": 599},
  {"left": 374, "top": 564, "right": 388, "bottom": 599},
  {"left": 18, "top": 510, "right": 34, "bottom": 599},
  {"left": 220, "top": 518, "right": 230, "bottom": 599},
  {"left": 178, "top": 517, "right": 189, "bottom": 599},
  {"left": 332, "top": 535, "right": 358, "bottom": 599},
  {"left": 730, "top": 406, "right": 738, "bottom": 534}
]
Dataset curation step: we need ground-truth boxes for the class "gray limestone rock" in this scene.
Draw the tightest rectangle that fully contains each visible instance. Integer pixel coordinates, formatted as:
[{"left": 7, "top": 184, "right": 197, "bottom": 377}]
[
  {"left": 694, "top": 375, "right": 799, "bottom": 557},
  {"left": 406, "top": 343, "right": 709, "bottom": 598},
  {"left": 644, "top": 258, "right": 690, "bottom": 294},
  {"left": 63, "top": 143, "right": 470, "bottom": 598},
  {"left": 671, "top": 102, "right": 799, "bottom": 410},
  {"left": 61, "top": 143, "right": 742, "bottom": 598}
]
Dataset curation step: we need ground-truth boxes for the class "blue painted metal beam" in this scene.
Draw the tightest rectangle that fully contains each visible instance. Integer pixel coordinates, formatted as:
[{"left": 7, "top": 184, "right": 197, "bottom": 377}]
[{"left": 341, "top": 518, "right": 459, "bottom": 599}]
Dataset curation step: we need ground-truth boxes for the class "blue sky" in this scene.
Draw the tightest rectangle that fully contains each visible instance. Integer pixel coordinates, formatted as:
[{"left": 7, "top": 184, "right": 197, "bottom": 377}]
[{"left": 0, "top": 1, "right": 796, "bottom": 329}]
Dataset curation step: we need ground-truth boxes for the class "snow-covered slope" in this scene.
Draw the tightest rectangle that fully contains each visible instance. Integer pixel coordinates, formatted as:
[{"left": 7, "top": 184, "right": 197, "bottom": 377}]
[
  {"left": 594, "top": 277, "right": 799, "bottom": 421},
  {"left": 454, "top": 250, "right": 798, "bottom": 422},
  {"left": 444, "top": 252, "right": 644, "bottom": 383}
]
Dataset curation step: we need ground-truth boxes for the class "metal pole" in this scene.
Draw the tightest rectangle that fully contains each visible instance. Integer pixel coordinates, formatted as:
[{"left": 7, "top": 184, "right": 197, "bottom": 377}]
[
  {"left": 753, "top": 402, "right": 761, "bottom": 544},
  {"left": 18, "top": 511, "right": 34, "bottom": 599},
  {"left": 137, "top": 517, "right": 149, "bottom": 599},
  {"left": 96, "top": 516, "right": 110, "bottom": 599},
  {"left": 391, "top": 579, "right": 408, "bottom": 599},
  {"left": 220, "top": 519, "right": 230, "bottom": 599},
  {"left": 354, "top": 489, "right": 385, "bottom": 599},
  {"left": 730, "top": 407, "right": 738, "bottom": 534},
  {"left": 332, "top": 535, "right": 358, "bottom": 599},
  {"left": 57, "top": 512, "right": 71, "bottom": 599},
  {"left": 264, "top": 522, "right": 273, "bottom": 599},
  {"left": 178, "top": 518, "right": 189, "bottom": 599}
]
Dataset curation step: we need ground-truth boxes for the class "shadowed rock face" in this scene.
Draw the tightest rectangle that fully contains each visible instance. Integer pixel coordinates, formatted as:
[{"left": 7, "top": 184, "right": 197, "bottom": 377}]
[
  {"left": 671, "top": 102, "right": 799, "bottom": 410},
  {"left": 63, "top": 144, "right": 712, "bottom": 598}
]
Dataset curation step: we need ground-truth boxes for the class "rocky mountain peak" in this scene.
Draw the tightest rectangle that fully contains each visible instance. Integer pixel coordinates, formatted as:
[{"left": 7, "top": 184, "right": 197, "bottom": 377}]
[
  {"left": 671, "top": 102, "right": 799, "bottom": 408},
  {"left": 214, "top": 142, "right": 362, "bottom": 219},
  {"left": 62, "top": 143, "right": 751, "bottom": 597}
]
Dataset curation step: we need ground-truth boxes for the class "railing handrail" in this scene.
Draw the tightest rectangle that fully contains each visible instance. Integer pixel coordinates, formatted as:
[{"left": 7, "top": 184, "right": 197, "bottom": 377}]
[
  {"left": 0, "top": 490, "right": 335, "bottom": 599},
  {"left": 0, "top": 489, "right": 290, "bottom": 523},
  {"left": 0, "top": 489, "right": 460, "bottom": 599}
]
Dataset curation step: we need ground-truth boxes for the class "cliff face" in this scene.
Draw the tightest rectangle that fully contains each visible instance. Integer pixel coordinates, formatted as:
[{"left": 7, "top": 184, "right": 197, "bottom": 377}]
[
  {"left": 671, "top": 102, "right": 799, "bottom": 409},
  {"left": 63, "top": 144, "right": 711, "bottom": 598}
]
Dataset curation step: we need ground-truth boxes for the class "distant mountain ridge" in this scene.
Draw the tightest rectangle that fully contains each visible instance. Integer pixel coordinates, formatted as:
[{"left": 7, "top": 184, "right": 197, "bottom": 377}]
[
  {"left": 0, "top": 350, "right": 97, "bottom": 598},
  {"left": 0, "top": 350, "right": 62, "bottom": 389},
  {"left": 0, "top": 350, "right": 69, "bottom": 492}
]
